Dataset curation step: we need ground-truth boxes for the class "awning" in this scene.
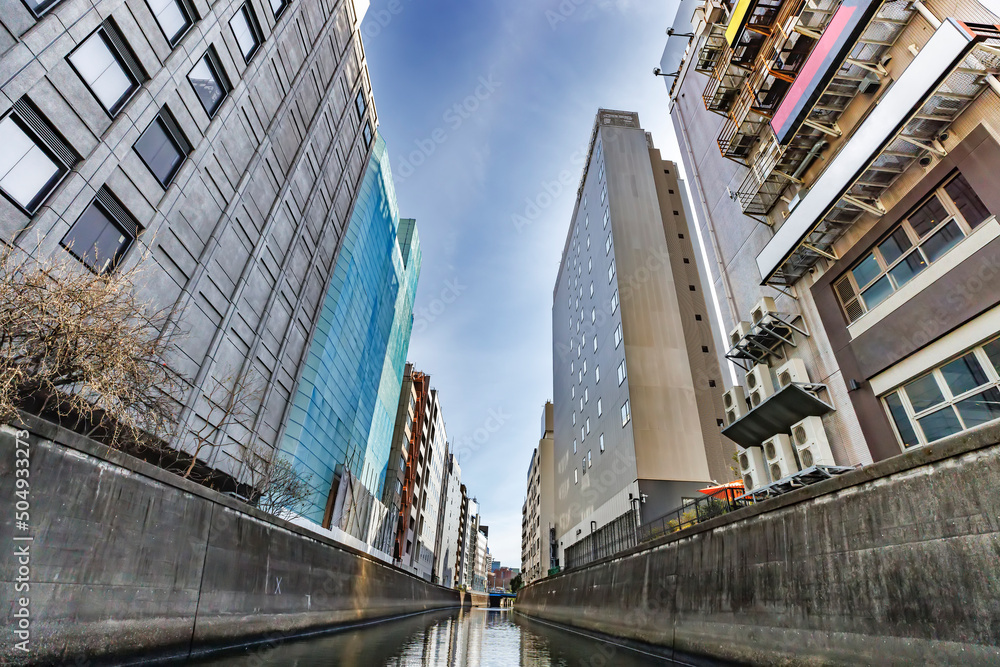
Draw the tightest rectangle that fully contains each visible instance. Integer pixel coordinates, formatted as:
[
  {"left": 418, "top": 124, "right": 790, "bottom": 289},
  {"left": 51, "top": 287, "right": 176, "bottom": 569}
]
[
  {"left": 757, "top": 19, "right": 997, "bottom": 284},
  {"left": 722, "top": 383, "right": 835, "bottom": 448}
]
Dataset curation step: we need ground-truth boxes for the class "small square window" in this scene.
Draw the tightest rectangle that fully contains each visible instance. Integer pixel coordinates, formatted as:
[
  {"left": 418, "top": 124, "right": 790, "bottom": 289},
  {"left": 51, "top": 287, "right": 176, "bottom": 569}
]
[
  {"left": 188, "top": 49, "right": 230, "bottom": 118},
  {"left": 695, "top": 314, "right": 702, "bottom": 321},
  {"left": 669, "top": 189, "right": 674, "bottom": 194},
  {"left": 0, "top": 103, "right": 74, "bottom": 215},
  {"left": 146, "top": 0, "right": 194, "bottom": 46},
  {"left": 69, "top": 25, "right": 143, "bottom": 116},
  {"left": 673, "top": 210, "right": 679, "bottom": 215},
  {"left": 689, "top": 285, "right": 696, "bottom": 291},
  {"left": 702, "top": 346, "right": 709, "bottom": 353},
  {"left": 61, "top": 189, "right": 138, "bottom": 274},
  {"left": 269, "top": 0, "right": 289, "bottom": 18},
  {"left": 709, "top": 380, "right": 717, "bottom": 388},
  {"left": 134, "top": 107, "right": 190, "bottom": 188},
  {"left": 683, "top": 258, "right": 690, "bottom": 264},
  {"left": 678, "top": 233, "right": 685, "bottom": 239},
  {"left": 230, "top": 3, "right": 263, "bottom": 63}
]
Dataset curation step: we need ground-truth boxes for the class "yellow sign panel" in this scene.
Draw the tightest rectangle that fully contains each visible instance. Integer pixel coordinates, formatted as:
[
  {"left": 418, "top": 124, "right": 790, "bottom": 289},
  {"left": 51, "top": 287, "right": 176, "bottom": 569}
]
[{"left": 725, "top": 0, "right": 754, "bottom": 46}]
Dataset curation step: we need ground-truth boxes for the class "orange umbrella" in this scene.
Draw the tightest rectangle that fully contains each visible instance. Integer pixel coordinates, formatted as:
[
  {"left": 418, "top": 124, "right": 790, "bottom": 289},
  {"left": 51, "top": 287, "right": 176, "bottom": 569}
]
[{"left": 698, "top": 480, "right": 745, "bottom": 500}]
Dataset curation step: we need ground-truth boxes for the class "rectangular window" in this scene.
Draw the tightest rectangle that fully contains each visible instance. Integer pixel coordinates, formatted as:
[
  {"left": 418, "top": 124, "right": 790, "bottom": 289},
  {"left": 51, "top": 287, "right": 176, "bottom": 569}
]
[
  {"left": 363, "top": 120, "right": 374, "bottom": 147},
  {"left": 585, "top": 214, "right": 589, "bottom": 228},
  {"left": 0, "top": 100, "right": 76, "bottom": 215},
  {"left": 881, "top": 336, "right": 1000, "bottom": 448},
  {"left": 146, "top": 0, "right": 193, "bottom": 46},
  {"left": 608, "top": 259, "right": 615, "bottom": 283},
  {"left": 230, "top": 2, "right": 263, "bottom": 63},
  {"left": 593, "top": 336, "right": 598, "bottom": 353},
  {"left": 60, "top": 188, "right": 138, "bottom": 274},
  {"left": 595, "top": 365, "right": 600, "bottom": 384},
  {"left": 599, "top": 433, "right": 605, "bottom": 452},
  {"left": 585, "top": 417, "right": 591, "bottom": 434},
  {"left": 591, "top": 308, "right": 596, "bottom": 324},
  {"left": 574, "top": 468, "right": 579, "bottom": 484},
  {"left": 22, "top": 0, "right": 63, "bottom": 17},
  {"left": 581, "top": 426, "right": 585, "bottom": 442},
  {"left": 269, "top": 0, "right": 288, "bottom": 18},
  {"left": 604, "top": 208, "right": 610, "bottom": 229},
  {"left": 597, "top": 399, "right": 603, "bottom": 417},
  {"left": 584, "top": 387, "right": 589, "bottom": 403},
  {"left": 587, "top": 450, "right": 592, "bottom": 467},
  {"left": 605, "top": 233, "right": 612, "bottom": 256},
  {"left": 614, "top": 323, "right": 622, "bottom": 348},
  {"left": 834, "top": 173, "right": 992, "bottom": 323},
  {"left": 617, "top": 359, "right": 627, "bottom": 386},
  {"left": 355, "top": 90, "right": 367, "bottom": 120},
  {"left": 621, "top": 399, "right": 631, "bottom": 427},
  {"left": 588, "top": 257, "right": 592, "bottom": 273},
  {"left": 68, "top": 23, "right": 144, "bottom": 116},
  {"left": 188, "top": 48, "right": 230, "bottom": 118},
  {"left": 601, "top": 183, "right": 607, "bottom": 204},
  {"left": 134, "top": 106, "right": 190, "bottom": 188},
  {"left": 573, "top": 439, "right": 577, "bottom": 454},
  {"left": 611, "top": 290, "right": 619, "bottom": 314},
  {"left": 583, "top": 359, "right": 587, "bottom": 375}
]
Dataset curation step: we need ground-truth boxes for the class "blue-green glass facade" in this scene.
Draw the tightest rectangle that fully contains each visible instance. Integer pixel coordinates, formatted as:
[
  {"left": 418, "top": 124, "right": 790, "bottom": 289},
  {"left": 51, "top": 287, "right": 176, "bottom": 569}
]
[{"left": 281, "top": 133, "right": 421, "bottom": 526}]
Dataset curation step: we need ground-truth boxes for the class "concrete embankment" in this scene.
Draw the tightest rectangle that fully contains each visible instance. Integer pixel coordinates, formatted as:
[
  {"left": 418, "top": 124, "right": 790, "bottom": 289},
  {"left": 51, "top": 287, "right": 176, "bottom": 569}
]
[
  {"left": 0, "top": 415, "right": 469, "bottom": 665},
  {"left": 517, "top": 420, "right": 1000, "bottom": 666}
]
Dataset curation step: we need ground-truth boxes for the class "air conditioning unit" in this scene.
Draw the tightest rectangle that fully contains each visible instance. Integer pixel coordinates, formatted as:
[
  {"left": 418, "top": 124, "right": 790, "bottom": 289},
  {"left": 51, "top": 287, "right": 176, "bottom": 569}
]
[
  {"left": 745, "top": 364, "right": 775, "bottom": 408},
  {"left": 791, "top": 416, "right": 835, "bottom": 467},
  {"left": 723, "top": 386, "right": 748, "bottom": 425},
  {"left": 750, "top": 296, "right": 777, "bottom": 325},
  {"left": 738, "top": 447, "right": 769, "bottom": 492},
  {"left": 776, "top": 358, "right": 810, "bottom": 389},
  {"left": 858, "top": 70, "right": 881, "bottom": 94},
  {"left": 729, "top": 321, "right": 752, "bottom": 349},
  {"left": 763, "top": 434, "right": 799, "bottom": 481}
]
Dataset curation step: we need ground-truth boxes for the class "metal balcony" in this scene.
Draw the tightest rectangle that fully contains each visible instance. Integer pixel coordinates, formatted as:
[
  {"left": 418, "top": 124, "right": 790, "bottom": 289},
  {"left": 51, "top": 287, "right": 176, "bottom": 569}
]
[
  {"left": 757, "top": 20, "right": 1000, "bottom": 286},
  {"left": 696, "top": 22, "right": 729, "bottom": 73}
]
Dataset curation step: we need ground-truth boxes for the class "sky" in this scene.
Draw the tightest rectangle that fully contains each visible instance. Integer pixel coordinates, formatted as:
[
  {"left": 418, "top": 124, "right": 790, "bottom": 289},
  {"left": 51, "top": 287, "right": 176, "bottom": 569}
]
[{"left": 361, "top": 0, "right": 684, "bottom": 566}]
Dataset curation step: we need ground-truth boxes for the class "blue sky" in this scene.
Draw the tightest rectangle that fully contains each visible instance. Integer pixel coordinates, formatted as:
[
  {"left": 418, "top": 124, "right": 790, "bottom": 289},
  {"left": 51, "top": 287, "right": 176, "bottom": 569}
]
[{"left": 361, "top": 0, "right": 682, "bottom": 566}]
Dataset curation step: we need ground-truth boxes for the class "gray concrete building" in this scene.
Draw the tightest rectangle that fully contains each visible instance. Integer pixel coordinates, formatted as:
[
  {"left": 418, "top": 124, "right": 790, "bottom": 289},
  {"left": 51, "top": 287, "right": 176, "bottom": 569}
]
[
  {"left": 433, "top": 449, "right": 463, "bottom": 587},
  {"left": 1, "top": 0, "right": 378, "bottom": 479},
  {"left": 551, "top": 109, "right": 733, "bottom": 567},
  {"left": 521, "top": 401, "right": 555, "bottom": 583}
]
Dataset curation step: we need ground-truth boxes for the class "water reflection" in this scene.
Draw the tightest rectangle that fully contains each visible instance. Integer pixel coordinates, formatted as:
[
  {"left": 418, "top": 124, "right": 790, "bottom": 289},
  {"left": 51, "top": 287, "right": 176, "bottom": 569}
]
[{"left": 190, "top": 608, "right": 676, "bottom": 666}]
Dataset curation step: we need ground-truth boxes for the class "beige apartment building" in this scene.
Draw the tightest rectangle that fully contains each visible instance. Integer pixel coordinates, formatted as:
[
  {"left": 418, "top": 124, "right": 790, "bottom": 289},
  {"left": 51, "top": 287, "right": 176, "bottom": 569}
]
[
  {"left": 550, "top": 109, "right": 734, "bottom": 569},
  {"left": 663, "top": 0, "right": 1000, "bottom": 490},
  {"left": 521, "top": 402, "right": 555, "bottom": 584}
]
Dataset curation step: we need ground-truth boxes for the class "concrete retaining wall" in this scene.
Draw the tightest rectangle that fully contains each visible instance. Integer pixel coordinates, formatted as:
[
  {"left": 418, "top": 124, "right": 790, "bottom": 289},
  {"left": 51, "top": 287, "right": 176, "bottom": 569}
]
[
  {"left": 517, "top": 421, "right": 1000, "bottom": 666},
  {"left": 0, "top": 416, "right": 463, "bottom": 665}
]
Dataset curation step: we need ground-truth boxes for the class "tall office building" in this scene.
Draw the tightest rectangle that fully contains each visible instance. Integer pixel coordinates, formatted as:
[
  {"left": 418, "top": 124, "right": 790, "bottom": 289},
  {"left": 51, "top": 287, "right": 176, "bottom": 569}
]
[
  {"left": 385, "top": 365, "right": 448, "bottom": 581},
  {"left": 280, "top": 133, "right": 421, "bottom": 550},
  {"left": 0, "top": 0, "right": 378, "bottom": 481},
  {"left": 665, "top": 0, "right": 1000, "bottom": 484},
  {"left": 455, "top": 489, "right": 474, "bottom": 587},
  {"left": 551, "top": 109, "right": 732, "bottom": 567},
  {"left": 521, "top": 401, "right": 555, "bottom": 583}
]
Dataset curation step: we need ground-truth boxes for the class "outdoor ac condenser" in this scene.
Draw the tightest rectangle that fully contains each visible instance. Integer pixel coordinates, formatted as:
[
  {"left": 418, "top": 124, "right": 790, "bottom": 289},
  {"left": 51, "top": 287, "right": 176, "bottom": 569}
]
[
  {"left": 723, "top": 385, "right": 748, "bottom": 425},
  {"left": 750, "top": 296, "right": 777, "bottom": 324},
  {"left": 792, "top": 416, "right": 836, "bottom": 467},
  {"left": 746, "top": 364, "right": 775, "bottom": 408},
  {"left": 776, "top": 358, "right": 810, "bottom": 388},
  {"left": 729, "top": 321, "right": 752, "bottom": 348},
  {"left": 739, "top": 446, "right": 769, "bottom": 491},
  {"left": 763, "top": 434, "right": 799, "bottom": 481}
]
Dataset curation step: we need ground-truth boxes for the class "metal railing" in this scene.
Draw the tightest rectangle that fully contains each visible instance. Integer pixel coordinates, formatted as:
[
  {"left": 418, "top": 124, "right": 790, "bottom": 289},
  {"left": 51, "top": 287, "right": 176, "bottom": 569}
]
[
  {"left": 564, "top": 508, "right": 639, "bottom": 570},
  {"left": 637, "top": 487, "right": 754, "bottom": 544}
]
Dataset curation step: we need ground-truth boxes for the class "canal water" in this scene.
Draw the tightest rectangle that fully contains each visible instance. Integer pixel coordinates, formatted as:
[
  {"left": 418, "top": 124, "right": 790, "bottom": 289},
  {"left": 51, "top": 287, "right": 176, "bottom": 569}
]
[{"left": 189, "top": 608, "right": 684, "bottom": 666}]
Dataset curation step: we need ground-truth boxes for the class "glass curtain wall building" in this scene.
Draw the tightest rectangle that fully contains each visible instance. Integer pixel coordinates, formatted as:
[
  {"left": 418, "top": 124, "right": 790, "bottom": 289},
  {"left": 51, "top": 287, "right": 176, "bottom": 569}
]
[{"left": 281, "top": 132, "right": 421, "bottom": 547}]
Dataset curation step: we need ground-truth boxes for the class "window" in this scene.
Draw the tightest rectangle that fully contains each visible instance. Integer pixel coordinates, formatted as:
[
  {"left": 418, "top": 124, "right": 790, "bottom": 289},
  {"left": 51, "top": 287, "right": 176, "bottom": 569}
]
[
  {"left": 583, "top": 195, "right": 587, "bottom": 209},
  {"left": 605, "top": 233, "right": 612, "bottom": 256},
  {"left": 593, "top": 336, "right": 598, "bottom": 353},
  {"left": 591, "top": 308, "right": 596, "bottom": 324},
  {"left": 608, "top": 259, "right": 615, "bottom": 283},
  {"left": 702, "top": 346, "right": 710, "bottom": 353},
  {"left": 396, "top": 479, "right": 402, "bottom": 495},
  {"left": 584, "top": 387, "right": 589, "bottom": 403},
  {"left": 570, "top": 361, "right": 574, "bottom": 375},
  {"left": 574, "top": 468, "right": 579, "bottom": 484},
  {"left": 882, "top": 337, "right": 1000, "bottom": 448},
  {"left": 585, "top": 214, "right": 589, "bottom": 229},
  {"left": 599, "top": 433, "right": 605, "bottom": 452},
  {"left": 621, "top": 399, "right": 631, "bottom": 426},
  {"left": 585, "top": 417, "right": 591, "bottom": 434},
  {"left": 595, "top": 366, "right": 600, "bottom": 384},
  {"left": 611, "top": 290, "right": 619, "bottom": 314},
  {"left": 573, "top": 439, "right": 577, "bottom": 454},
  {"left": 689, "top": 285, "right": 696, "bottom": 291},
  {"left": 188, "top": 49, "right": 230, "bottom": 118},
  {"left": 146, "top": 0, "right": 193, "bottom": 46},
  {"left": 363, "top": 120, "right": 373, "bottom": 147},
  {"left": 571, "top": 385, "right": 575, "bottom": 398},
  {"left": 578, "top": 370, "right": 582, "bottom": 384},
  {"left": 581, "top": 457, "right": 586, "bottom": 475},
  {"left": 579, "top": 397, "right": 583, "bottom": 412},
  {"left": 709, "top": 380, "right": 717, "bottom": 388},
  {"left": 588, "top": 257, "right": 592, "bottom": 273},
  {"left": 589, "top": 282, "right": 594, "bottom": 298},
  {"left": 597, "top": 399, "right": 602, "bottom": 417},
  {"left": 695, "top": 314, "right": 702, "bottom": 321},
  {"left": 599, "top": 161, "right": 605, "bottom": 182},
  {"left": 22, "top": 0, "right": 63, "bottom": 17},
  {"left": 674, "top": 211, "right": 680, "bottom": 216},
  {"left": 68, "top": 24, "right": 144, "bottom": 116},
  {"left": 586, "top": 235, "right": 591, "bottom": 250},
  {"left": 604, "top": 208, "right": 610, "bottom": 229},
  {"left": 572, "top": 412, "right": 576, "bottom": 425},
  {"left": 581, "top": 427, "right": 585, "bottom": 442},
  {"left": 617, "top": 360, "right": 627, "bottom": 386},
  {"left": 614, "top": 323, "right": 623, "bottom": 348},
  {"left": 268, "top": 0, "right": 288, "bottom": 18},
  {"left": 678, "top": 233, "right": 684, "bottom": 239},
  {"left": 583, "top": 360, "right": 587, "bottom": 375},
  {"left": 134, "top": 106, "right": 190, "bottom": 187},
  {"left": 399, "top": 455, "right": 406, "bottom": 471},
  {"left": 683, "top": 258, "right": 690, "bottom": 264},
  {"left": 61, "top": 188, "right": 138, "bottom": 274},
  {"left": 835, "top": 174, "right": 991, "bottom": 323},
  {"left": 0, "top": 101, "right": 75, "bottom": 215},
  {"left": 230, "top": 2, "right": 263, "bottom": 62},
  {"left": 587, "top": 450, "right": 592, "bottom": 467},
  {"left": 601, "top": 183, "right": 607, "bottom": 204}
]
